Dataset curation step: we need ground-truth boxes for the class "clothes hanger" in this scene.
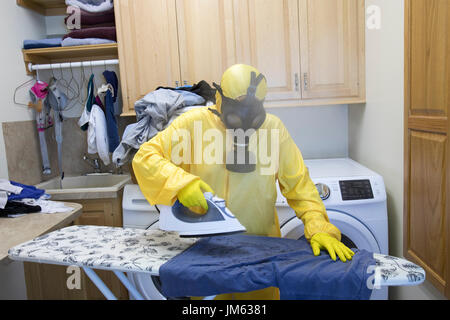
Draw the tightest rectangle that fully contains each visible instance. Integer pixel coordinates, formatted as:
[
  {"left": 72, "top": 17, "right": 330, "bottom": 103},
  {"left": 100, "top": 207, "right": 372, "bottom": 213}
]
[
  {"left": 64, "top": 62, "right": 81, "bottom": 111},
  {"left": 13, "top": 78, "right": 35, "bottom": 108}
]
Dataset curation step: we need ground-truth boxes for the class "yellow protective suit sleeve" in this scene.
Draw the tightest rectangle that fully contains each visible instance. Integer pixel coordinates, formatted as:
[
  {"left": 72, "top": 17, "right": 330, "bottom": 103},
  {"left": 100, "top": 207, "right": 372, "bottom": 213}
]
[
  {"left": 132, "top": 114, "right": 200, "bottom": 206},
  {"left": 277, "top": 128, "right": 341, "bottom": 242}
]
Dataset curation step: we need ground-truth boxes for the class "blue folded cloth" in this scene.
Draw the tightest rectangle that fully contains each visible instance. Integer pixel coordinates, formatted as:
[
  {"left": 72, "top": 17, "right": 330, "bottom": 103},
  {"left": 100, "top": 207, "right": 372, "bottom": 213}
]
[
  {"left": 159, "top": 234, "right": 376, "bottom": 300},
  {"left": 8, "top": 181, "right": 45, "bottom": 201},
  {"left": 23, "top": 38, "right": 62, "bottom": 50}
]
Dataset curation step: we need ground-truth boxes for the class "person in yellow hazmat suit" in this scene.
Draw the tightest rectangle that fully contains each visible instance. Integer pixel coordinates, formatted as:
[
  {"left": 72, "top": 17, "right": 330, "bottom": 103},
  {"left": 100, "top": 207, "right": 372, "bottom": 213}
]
[{"left": 133, "top": 64, "right": 355, "bottom": 300}]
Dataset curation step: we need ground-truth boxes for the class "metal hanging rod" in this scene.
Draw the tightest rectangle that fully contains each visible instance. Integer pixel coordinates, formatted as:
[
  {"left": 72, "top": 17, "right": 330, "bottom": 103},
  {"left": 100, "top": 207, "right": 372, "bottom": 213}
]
[{"left": 28, "top": 59, "right": 119, "bottom": 72}]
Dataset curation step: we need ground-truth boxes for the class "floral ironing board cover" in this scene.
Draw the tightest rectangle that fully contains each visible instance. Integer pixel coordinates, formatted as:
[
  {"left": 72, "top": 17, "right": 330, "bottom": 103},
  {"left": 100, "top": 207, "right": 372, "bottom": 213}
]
[
  {"left": 8, "top": 225, "right": 197, "bottom": 275},
  {"left": 8, "top": 225, "right": 425, "bottom": 287}
]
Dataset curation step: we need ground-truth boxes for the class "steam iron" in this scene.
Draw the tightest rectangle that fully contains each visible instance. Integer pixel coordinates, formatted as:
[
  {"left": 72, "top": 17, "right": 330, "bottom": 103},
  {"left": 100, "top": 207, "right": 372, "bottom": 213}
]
[{"left": 159, "top": 192, "right": 247, "bottom": 237}]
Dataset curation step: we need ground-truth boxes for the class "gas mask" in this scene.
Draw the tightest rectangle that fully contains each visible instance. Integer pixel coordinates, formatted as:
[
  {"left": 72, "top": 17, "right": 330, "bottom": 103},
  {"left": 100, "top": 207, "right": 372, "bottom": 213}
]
[{"left": 210, "top": 71, "right": 267, "bottom": 173}]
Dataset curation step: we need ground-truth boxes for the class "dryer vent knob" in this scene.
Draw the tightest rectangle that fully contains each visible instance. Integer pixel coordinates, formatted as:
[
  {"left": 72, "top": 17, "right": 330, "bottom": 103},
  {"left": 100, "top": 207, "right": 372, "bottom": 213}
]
[{"left": 315, "top": 183, "right": 330, "bottom": 200}]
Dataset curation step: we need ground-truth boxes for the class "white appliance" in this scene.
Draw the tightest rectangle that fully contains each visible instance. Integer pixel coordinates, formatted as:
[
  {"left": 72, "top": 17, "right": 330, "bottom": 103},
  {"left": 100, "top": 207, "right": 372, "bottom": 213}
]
[
  {"left": 122, "top": 158, "right": 389, "bottom": 300},
  {"left": 278, "top": 158, "right": 389, "bottom": 300}
]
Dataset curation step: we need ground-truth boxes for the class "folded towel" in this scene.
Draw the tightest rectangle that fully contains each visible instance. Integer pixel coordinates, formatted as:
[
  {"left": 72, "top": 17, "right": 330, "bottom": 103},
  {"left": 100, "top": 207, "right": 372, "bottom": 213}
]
[
  {"left": 23, "top": 38, "right": 62, "bottom": 50},
  {"left": 77, "top": 22, "right": 116, "bottom": 29},
  {"left": 66, "top": 0, "right": 113, "bottom": 13},
  {"left": 65, "top": 7, "right": 115, "bottom": 27},
  {"left": 62, "top": 37, "right": 116, "bottom": 47},
  {"left": 63, "top": 27, "right": 116, "bottom": 42}
]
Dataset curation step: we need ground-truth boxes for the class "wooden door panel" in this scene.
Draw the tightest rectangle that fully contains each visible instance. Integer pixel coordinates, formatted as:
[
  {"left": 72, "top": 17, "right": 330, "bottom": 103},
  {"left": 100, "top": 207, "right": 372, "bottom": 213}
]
[
  {"left": 407, "top": 131, "right": 447, "bottom": 289},
  {"left": 299, "top": 0, "right": 362, "bottom": 99},
  {"left": 405, "top": 0, "right": 450, "bottom": 297},
  {"left": 74, "top": 201, "right": 113, "bottom": 226},
  {"left": 115, "top": 0, "right": 180, "bottom": 114},
  {"left": 409, "top": 0, "right": 449, "bottom": 116}
]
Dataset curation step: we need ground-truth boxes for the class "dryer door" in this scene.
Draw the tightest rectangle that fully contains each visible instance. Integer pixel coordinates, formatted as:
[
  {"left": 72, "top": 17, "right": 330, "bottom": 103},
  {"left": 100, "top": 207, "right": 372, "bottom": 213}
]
[{"left": 281, "top": 209, "right": 381, "bottom": 253}]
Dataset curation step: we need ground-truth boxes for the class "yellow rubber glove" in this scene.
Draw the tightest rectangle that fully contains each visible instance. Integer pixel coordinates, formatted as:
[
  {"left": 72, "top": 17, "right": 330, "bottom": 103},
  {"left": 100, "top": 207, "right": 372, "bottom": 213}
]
[
  {"left": 310, "top": 232, "right": 355, "bottom": 262},
  {"left": 177, "top": 180, "right": 214, "bottom": 214}
]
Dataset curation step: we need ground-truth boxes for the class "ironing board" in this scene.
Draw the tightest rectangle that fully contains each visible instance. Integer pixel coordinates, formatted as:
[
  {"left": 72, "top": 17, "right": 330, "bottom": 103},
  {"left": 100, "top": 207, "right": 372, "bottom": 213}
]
[{"left": 8, "top": 225, "right": 425, "bottom": 300}]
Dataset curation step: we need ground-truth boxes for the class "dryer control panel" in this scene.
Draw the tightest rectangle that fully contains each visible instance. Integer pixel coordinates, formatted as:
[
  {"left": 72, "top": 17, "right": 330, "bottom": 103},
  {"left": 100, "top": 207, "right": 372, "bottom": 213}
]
[{"left": 339, "top": 179, "right": 374, "bottom": 201}]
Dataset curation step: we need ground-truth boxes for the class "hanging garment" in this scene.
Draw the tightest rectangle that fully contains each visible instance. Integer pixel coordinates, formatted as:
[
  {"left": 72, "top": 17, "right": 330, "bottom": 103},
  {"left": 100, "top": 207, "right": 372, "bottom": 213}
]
[
  {"left": 78, "top": 74, "right": 96, "bottom": 131},
  {"left": 95, "top": 95, "right": 106, "bottom": 113},
  {"left": 30, "top": 81, "right": 52, "bottom": 175},
  {"left": 159, "top": 234, "right": 375, "bottom": 300},
  {"left": 65, "top": 0, "right": 114, "bottom": 13},
  {"left": 87, "top": 104, "right": 110, "bottom": 166},
  {"left": 45, "top": 81, "right": 68, "bottom": 178},
  {"left": 112, "top": 89, "right": 205, "bottom": 166},
  {"left": 103, "top": 70, "right": 119, "bottom": 152}
]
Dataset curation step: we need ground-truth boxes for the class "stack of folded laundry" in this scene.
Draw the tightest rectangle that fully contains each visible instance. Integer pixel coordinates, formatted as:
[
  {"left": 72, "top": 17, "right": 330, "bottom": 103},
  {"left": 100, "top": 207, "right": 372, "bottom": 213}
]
[
  {"left": 62, "top": 0, "right": 116, "bottom": 47},
  {"left": 0, "top": 179, "right": 73, "bottom": 218},
  {"left": 22, "top": 0, "right": 116, "bottom": 50}
]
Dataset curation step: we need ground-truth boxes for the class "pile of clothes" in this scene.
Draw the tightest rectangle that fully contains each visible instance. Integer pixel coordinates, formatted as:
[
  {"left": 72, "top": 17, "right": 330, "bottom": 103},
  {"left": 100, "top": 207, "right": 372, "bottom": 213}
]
[
  {"left": 23, "top": 0, "right": 116, "bottom": 49},
  {"left": 0, "top": 180, "right": 72, "bottom": 218},
  {"left": 63, "top": 0, "right": 116, "bottom": 47},
  {"left": 112, "top": 81, "right": 216, "bottom": 167}
]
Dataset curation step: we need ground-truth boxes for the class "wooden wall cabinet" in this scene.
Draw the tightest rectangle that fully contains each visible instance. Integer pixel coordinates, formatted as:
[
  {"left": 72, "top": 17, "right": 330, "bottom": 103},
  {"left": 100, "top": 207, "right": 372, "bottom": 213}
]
[
  {"left": 115, "top": 0, "right": 366, "bottom": 115},
  {"left": 404, "top": 0, "right": 450, "bottom": 298},
  {"left": 298, "top": 0, "right": 364, "bottom": 100},
  {"left": 114, "top": 0, "right": 181, "bottom": 116},
  {"left": 24, "top": 193, "right": 129, "bottom": 300}
]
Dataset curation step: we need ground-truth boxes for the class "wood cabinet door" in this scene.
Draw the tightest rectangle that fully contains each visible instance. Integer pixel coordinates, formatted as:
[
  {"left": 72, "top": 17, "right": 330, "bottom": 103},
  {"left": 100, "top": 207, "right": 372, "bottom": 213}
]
[
  {"left": 233, "top": 0, "right": 302, "bottom": 101},
  {"left": 24, "top": 196, "right": 127, "bottom": 300},
  {"left": 114, "top": 0, "right": 181, "bottom": 114},
  {"left": 298, "top": 0, "right": 364, "bottom": 99},
  {"left": 74, "top": 201, "right": 114, "bottom": 227},
  {"left": 176, "top": 0, "right": 237, "bottom": 87},
  {"left": 404, "top": 0, "right": 450, "bottom": 298}
]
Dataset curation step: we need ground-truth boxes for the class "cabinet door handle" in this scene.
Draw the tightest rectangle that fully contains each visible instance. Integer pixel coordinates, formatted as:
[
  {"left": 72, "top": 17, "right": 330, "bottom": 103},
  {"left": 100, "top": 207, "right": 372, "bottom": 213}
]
[
  {"left": 303, "top": 73, "right": 309, "bottom": 91},
  {"left": 295, "top": 73, "right": 299, "bottom": 91}
]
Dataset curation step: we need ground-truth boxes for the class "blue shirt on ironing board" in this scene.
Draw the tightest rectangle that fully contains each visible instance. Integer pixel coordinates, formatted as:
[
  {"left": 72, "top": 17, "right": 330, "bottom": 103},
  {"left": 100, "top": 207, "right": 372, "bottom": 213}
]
[{"left": 159, "top": 234, "right": 376, "bottom": 300}]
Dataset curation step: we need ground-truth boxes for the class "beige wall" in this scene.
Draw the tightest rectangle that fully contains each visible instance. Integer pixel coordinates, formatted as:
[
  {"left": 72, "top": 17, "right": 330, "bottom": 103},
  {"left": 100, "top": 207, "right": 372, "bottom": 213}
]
[
  {"left": 0, "top": 3, "right": 46, "bottom": 179},
  {"left": 0, "top": 2, "right": 47, "bottom": 300},
  {"left": 348, "top": 0, "right": 445, "bottom": 300}
]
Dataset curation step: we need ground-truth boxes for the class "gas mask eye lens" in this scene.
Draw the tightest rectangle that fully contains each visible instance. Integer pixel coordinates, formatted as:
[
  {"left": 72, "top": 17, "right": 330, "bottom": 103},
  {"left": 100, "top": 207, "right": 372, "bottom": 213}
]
[
  {"left": 226, "top": 113, "right": 243, "bottom": 129},
  {"left": 252, "top": 114, "right": 265, "bottom": 129}
]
